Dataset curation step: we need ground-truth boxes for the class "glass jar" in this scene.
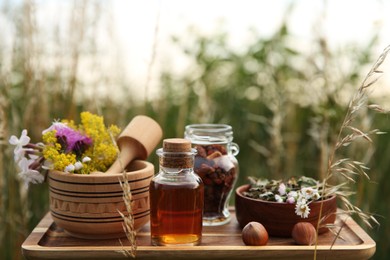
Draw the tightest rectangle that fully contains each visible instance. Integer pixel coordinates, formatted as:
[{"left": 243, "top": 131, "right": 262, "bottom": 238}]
[
  {"left": 150, "top": 138, "right": 204, "bottom": 246},
  {"left": 185, "top": 124, "right": 239, "bottom": 226}
]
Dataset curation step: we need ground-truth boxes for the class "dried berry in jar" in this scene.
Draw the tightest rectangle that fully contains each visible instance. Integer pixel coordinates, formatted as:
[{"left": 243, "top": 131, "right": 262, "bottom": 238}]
[
  {"left": 194, "top": 144, "right": 237, "bottom": 217},
  {"left": 185, "top": 124, "right": 239, "bottom": 226}
]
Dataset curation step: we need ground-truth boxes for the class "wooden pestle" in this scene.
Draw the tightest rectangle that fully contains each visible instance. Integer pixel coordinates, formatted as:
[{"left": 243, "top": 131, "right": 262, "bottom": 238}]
[{"left": 105, "top": 115, "right": 163, "bottom": 174}]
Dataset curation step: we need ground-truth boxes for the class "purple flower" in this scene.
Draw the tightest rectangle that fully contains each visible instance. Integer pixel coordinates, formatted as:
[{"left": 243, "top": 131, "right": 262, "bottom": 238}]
[{"left": 55, "top": 126, "right": 92, "bottom": 155}]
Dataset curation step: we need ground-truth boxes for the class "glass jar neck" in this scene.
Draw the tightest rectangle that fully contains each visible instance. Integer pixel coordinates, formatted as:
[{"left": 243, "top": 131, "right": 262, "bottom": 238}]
[{"left": 184, "top": 124, "right": 233, "bottom": 144}]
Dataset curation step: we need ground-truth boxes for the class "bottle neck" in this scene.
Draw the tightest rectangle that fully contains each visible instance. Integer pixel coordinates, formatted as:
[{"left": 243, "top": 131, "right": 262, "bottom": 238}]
[
  {"left": 159, "top": 166, "right": 194, "bottom": 175},
  {"left": 157, "top": 148, "right": 196, "bottom": 169}
]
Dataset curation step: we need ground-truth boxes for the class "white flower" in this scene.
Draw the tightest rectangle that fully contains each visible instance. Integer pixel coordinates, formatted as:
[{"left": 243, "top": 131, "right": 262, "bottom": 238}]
[
  {"left": 18, "top": 157, "right": 32, "bottom": 170},
  {"left": 286, "top": 196, "right": 296, "bottom": 204},
  {"left": 9, "top": 129, "right": 31, "bottom": 162},
  {"left": 13, "top": 147, "right": 26, "bottom": 162},
  {"left": 275, "top": 194, "right": 284, "bottom": 203},
  {"left": 278, "top": 183, "right": 286, "bottom": 195},
  {"left": 288, "top": 190, "right": 298, "bottom": 198},
  {"left": 82, "top": 156, "right": 91, "bottom": 163},
  {"left": 64, "top": 164, "right": 75, "bottom": 173},
  {"left": 295, "top": 201, "right": 311, "bottom": 218},
  {"left": 297, "top": 197, "right": 307, "bottom": 205},
  {"left": 42, "top": 121, "right": 67, "bottom": 134},
  {"left": 312, "top": 192, "right": 321, "bottom": 201},
  {"left": 17, "top": 157, "right": 44, "bottom": 187},
  {"left": 42, "top": 160, "right": 54, "bottom": 170},
  {"left": 74, "top": 161, "right": 83, "bottom": 170},
  {"left": 28, "top": 154, "right": 39, "bottom": 160},
  {"left": 301, "top": 187, "right": 317, "bottom": 200},
  {"left": 9, "top": 129, "right": 30, "bottom": 148}
]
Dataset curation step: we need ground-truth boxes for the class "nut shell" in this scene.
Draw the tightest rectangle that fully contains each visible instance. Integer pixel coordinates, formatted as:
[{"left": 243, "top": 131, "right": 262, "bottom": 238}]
[
  {"left": 291, "top": 222, "right": 317, "bottom": 245},
  {"left": 242, "top": 221, "right": 269, "bottom": 246}
]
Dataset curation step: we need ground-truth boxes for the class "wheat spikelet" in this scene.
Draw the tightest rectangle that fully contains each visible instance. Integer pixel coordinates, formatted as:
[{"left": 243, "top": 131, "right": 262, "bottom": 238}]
[
  {"left": 314, "top": 45, "right": 390, "bottom": 260},
  {"left": 118, "top": 171, "right": 137, "bottom": 258},
  {"left": 109, "top": 131, "right": 137, "bottom": 258}
]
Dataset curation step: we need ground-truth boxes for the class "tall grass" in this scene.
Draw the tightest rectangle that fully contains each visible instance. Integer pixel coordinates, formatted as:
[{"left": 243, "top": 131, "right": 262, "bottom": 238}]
[{"left": 1, "top": 1, "right": 389, "bottom": 260}]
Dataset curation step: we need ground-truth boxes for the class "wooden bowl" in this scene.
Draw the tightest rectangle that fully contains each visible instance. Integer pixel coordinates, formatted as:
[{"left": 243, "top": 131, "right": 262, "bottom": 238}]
[
  {"left": 48, "top": 160, "right": 154, "bottom": 239},
  {"left": 235, "top": 184, "right": 337, "bottom": 237}
]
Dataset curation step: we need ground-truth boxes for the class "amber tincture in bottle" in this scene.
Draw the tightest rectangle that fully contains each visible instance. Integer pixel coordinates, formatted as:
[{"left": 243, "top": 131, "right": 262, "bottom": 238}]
[{"left": 150, "top": 138, "right": 204, "bottom": 246}]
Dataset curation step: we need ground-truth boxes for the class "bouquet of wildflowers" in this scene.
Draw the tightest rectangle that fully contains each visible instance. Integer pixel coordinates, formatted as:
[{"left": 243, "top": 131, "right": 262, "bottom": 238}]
[
  {"left": 243, "top": 176, "right": 324, "bottom": 218},
  {"left": 9, "top": 111, "right": 121, "bottom": 186}
]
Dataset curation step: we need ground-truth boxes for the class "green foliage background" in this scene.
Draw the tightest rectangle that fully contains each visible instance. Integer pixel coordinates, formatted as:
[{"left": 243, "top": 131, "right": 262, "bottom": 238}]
[{"left": 1, "top": 1, "right": 389, "bottom": 259}]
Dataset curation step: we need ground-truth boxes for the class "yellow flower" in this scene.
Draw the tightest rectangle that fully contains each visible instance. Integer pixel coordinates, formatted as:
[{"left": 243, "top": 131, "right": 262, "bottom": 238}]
[
  {"left": 79, "top": 111, "right": 120, "bottom": 173},
  {"left": 41, "top": 111, "right": 120, "bottom": 174},
  {"left": 42, "top": 131, "right": 57, "bottom": 144},
  {"left": 43, "top": 146, "right": 77, "bottom": 171}
]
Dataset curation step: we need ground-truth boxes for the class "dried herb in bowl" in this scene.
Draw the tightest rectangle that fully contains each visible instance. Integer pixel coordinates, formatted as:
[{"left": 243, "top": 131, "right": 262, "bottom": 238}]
[{"left": 243, "top": 176, "right": 325, "bottom": 218}]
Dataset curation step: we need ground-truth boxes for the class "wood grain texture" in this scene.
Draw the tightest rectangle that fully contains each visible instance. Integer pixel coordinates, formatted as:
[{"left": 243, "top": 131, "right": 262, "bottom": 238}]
[
  {"left": 48, "top": 160, "right": 154, "bottom": 239},
  {"left": 22, "top": 209, "right": 376, "bottom": 260},
  {"left": 106, "top": 115, "right": 163, "bottom": 174}
]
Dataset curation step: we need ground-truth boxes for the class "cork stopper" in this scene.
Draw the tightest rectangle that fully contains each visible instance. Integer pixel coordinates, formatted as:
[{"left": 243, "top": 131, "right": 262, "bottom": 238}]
[
  {"left": 163, "top": 138, "right": 191, "bottom": 153},
  {"left": 159, "top": 138, "right": 194, "bottom": 168}
]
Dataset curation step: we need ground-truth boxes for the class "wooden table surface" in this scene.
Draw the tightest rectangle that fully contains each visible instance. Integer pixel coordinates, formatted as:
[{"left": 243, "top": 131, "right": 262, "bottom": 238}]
[{"left": 22, "top": 209, "right": 376, "bottom": 259}]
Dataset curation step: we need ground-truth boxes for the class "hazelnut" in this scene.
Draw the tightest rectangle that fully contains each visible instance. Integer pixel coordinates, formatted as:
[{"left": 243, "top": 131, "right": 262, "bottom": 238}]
[
  {"left": 291, "top": 222, "right": 317, "bottom": 245},
  {"left": 242, "top": 222, "right": 269, "bottom": 246}
]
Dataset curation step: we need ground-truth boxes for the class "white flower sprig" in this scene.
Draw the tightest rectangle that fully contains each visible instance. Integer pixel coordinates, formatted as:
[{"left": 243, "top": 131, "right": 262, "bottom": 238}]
[
  {"left": 63, "top": 157, "right": 91, "bottom": 173},
  {"left": 9, "top": 129, "right": 45, "bottom": 187},
  {"left": 294, "top": 187, "right": 321, "bottom": 218}
]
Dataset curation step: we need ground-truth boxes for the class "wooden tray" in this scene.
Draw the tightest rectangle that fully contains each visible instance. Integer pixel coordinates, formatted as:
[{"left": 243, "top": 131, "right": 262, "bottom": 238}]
[{"left": 22, "top": 209, "right": 376, "bottom": 259}]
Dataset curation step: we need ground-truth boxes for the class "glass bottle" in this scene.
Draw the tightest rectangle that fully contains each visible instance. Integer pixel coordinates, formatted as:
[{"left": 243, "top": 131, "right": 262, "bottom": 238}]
[
  {"left": 185, "top": 124, "right": 239, "bottom": 226},
  {"left": 150, "top": 138, "right": 204, "bottom": 246}
]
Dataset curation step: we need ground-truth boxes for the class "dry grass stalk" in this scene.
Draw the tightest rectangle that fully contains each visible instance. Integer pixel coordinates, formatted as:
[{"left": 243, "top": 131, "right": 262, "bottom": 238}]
[
  {"left": 0, "top": 80, "right": 7, "bottom": 182},
  {"left": 118, "top": 170, "right": 137, "bottom": 258},
  {"left": 144, "top": 1, "right": 161, "bottom": 106},
  {"left": 112, "top": 134, "right": 136, "bottom": 258},
  {"left": 0, "top": 83, "right": 7, "bottom": 246},
  {"left": 105, "top": 127, "right": 137, "bottom": 257},
  {"left": 314, "top": 45, "right": 390, "bottom": 259}
]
